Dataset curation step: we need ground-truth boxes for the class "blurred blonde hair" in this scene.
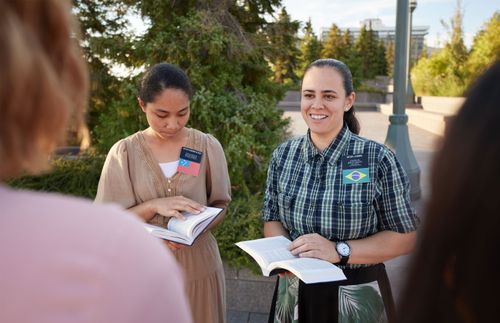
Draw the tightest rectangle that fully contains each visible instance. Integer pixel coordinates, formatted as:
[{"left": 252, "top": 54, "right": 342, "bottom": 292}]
[{"left": 0, "top": 0, "right": 88, "bottom": 180}]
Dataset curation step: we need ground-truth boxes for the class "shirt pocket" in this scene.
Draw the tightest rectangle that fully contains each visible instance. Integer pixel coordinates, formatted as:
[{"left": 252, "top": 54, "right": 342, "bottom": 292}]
[
  {"left": 332, "top": 183, "right": 376, "bottom": 238},
  {"left": 332, "top": 202, "right": 374, "bottom": 239}
]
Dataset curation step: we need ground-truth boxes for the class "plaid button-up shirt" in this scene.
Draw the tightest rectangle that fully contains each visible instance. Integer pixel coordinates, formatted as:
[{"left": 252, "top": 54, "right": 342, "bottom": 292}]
[{"left": 262, "top": 126, "right": 417, "bottom": 245}]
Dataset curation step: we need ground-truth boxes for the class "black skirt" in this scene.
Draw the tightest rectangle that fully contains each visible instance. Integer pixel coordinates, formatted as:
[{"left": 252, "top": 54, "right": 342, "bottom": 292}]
[{"left": 268, "top": 263, "right": 395, "bottom": 323}]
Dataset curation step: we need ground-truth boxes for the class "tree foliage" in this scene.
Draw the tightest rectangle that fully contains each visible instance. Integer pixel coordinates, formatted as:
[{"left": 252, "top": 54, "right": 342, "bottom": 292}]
[
  {"left": 340, "top": 31, "right": 363, "bottom": 89},
  {"left": 73, "top": 0, "right": 138, "bottom": 131},
  {"left": 67, "top": 0, "right": 292, "bottom": 267},
  {"left": 466, "top": 12, "right": 500, "bottom": 85},
  {"left": 411, "top": 0, "right": 468, "bottom": 96},
  {"left": 266, "top": 7, "right": 301, "bottom": 85},
  {"left": 446, "top": 0, "right": 468, "bottom": 85},
  {"left": 321, "top": 24, "right": 344, "bottom": 59},
  {"left": 321, "top": 26, "right": 362, "bottom": 87},
  {"left": 87, "top": 1, "right": 289, "bottom": 200},
  {"left": 385, "top": 39, "right": 394, "bottom": 77},
  {"left": 297, "top": 18, "right": 322, "bottom": 78},
  {"left": 354, "top": 25, "right": 387, "bottom": 79},
  {"left": 321, "top": 23, "right": 386, "bottom": 85},
  {"left": 412, "top": 6, "right": 499, "bottom": 97}
]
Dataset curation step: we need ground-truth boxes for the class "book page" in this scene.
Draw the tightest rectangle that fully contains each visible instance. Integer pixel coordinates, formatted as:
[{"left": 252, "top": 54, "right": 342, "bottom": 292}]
[
  {"left": 143, "top": 223, "right": 189, "bottom": 244},
  {"left": 237, "top": 236, "right": 347, "bottom": 284},
  {"left": 236, "top": 236, "right": 296, "bottom": 271},
  {"left": 271, "top": 258, "right": 346, "bottom": 284},
  {"left": 167, "top": 207, "right": 222, "bottom": 238}
]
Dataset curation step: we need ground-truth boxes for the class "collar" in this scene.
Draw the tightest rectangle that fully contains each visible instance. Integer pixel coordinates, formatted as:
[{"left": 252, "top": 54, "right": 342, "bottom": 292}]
[{"left": 302, "top": 125, "right": 352, "bottom": 166}]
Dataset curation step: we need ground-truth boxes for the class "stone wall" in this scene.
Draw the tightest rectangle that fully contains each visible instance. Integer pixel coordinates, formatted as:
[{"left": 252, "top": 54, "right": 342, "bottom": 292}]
[{"left": 419, "top": 96, "right": 465, "bottom": 115}]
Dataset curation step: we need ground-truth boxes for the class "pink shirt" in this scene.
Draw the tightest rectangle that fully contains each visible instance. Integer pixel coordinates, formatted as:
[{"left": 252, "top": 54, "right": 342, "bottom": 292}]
[{"left": 0, "top": 185, "right": 192, "bottom": 323}]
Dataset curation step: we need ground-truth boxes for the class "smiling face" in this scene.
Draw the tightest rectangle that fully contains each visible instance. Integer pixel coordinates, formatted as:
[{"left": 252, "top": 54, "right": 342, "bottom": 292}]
[
  {"left": 301, "top": 66, "right": 355, "bottom": 149},
  {"left": 139, "top": 88, "right": 190, "bottom": 141}
]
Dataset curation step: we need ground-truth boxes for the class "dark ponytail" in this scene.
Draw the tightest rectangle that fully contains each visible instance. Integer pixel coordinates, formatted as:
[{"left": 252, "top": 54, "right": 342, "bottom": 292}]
[
  {"left": 303, "top": 59, "right": 360, "bottom": 134},
  {"left": 343, "top": 108, "right": 360, "bottom": 135}
]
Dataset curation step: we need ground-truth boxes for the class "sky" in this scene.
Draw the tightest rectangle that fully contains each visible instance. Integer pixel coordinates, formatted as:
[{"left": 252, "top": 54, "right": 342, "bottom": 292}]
[{"left": 280, "top": 0, "right": 499, "bottom": 48}]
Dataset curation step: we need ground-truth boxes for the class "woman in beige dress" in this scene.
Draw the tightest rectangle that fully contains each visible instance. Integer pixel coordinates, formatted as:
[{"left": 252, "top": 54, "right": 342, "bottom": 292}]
[{"left": 96, "top": 63, "right": 231, "bottom": 323}]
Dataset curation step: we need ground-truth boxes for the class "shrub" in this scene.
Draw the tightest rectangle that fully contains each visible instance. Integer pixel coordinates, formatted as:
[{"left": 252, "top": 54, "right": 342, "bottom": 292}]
[
  {"left": 213, "top": 194, "right": 264, "bottom": 272},
  {"left": 7, "top": 154, "right": 105, "bottom": 199}
]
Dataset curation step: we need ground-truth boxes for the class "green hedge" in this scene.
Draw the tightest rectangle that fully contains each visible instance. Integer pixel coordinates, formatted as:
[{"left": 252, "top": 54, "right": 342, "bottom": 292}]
[
  {"left": 8, "top": 154, "right": 262, "bottom": 272},
  {"left": 8, "top": 155, "right": 105, "bottom": 199}
]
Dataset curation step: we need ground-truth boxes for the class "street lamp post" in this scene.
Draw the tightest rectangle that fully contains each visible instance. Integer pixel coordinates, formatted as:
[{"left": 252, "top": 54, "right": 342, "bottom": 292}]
[
  {"left": 406, "top": 0, "right": 417, "bottom": 105},
  {"left": 385, "top": 0, "right": 421, "bottom": 200}
]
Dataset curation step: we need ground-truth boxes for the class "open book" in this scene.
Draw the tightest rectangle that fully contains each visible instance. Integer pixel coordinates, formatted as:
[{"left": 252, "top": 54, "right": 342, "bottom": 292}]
[
  {"left": 236, "top": 236, "right": 346, "bottom": 284},
  {"left": 143, "top": 207, "right": 223, "bottom": 246}
]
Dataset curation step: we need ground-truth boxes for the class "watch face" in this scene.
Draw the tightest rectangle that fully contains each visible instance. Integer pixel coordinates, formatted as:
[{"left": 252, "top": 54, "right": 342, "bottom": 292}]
[{"left": 337, "top": 242, "right": 351, "bottom": 256}]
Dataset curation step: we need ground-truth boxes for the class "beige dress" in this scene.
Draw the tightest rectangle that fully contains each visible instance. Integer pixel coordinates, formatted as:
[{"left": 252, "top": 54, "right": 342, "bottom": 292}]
[{"left": 95, "top": 128, "right": 231, "bottom": 323}]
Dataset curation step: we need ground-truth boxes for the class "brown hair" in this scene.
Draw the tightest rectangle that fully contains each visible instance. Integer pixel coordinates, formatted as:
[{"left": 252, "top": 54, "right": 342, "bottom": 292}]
[
  {"left": 0, "top": 0, "right": 88, "bottom": 180},
  {"left": 398, "top": 61, "right": 500, "bottom": 322}
]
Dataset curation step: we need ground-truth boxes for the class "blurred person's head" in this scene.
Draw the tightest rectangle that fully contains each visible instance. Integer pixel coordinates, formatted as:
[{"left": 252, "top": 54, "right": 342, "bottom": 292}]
[
  {"left": 398, "top": 60, "right": 500, "bottom": 322},
  {"left": 0, "top": 0, "right": 88, "bottom": 180}
]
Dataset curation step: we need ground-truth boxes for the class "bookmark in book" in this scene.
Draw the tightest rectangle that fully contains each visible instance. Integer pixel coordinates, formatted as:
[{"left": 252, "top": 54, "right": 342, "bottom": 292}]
[{"left": 177, "top": 146, "right": 203, "bottom": 176}]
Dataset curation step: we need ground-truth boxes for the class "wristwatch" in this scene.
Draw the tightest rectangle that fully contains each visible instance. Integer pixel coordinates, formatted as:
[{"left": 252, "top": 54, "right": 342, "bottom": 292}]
[{"left": 335, "top": 241, "right": 351, "bottom": 265}]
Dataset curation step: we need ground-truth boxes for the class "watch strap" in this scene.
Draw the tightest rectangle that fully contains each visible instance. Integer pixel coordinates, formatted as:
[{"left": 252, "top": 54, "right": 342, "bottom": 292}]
[{"left": 339, "top": 253, "right": 349, "bottom": 266}]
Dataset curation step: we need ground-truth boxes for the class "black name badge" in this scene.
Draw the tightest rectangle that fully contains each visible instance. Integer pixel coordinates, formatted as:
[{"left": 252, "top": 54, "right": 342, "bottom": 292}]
[
  {"left": 341, "top": 153, "right": 370, "bottom": 184},
  {"left": 180, "top": 147, "right": 203, "bottom": 163}
]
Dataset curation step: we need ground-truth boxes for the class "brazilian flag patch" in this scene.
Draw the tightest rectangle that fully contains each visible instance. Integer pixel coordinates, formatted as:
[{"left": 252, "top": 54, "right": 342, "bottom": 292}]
[
  {"left": 343, "top": 168, "right": 370, "bottom": 184},
  {"left": 342, "top": 153, "right": 371, "bottom": 184}
]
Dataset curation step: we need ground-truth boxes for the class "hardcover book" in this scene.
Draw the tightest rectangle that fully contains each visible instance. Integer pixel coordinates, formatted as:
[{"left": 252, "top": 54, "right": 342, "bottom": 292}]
[
  {"left": 236, "top": 236, "right": 346, "bottom": 284},
  {"left": 144, "top": 207, "right": 223, "bottom": 246}
]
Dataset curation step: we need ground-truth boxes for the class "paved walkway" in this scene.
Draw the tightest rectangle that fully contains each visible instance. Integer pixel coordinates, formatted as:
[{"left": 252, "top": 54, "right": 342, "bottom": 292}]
[{"left": 228, "top": 108, "right": 441, "bottom": 323}]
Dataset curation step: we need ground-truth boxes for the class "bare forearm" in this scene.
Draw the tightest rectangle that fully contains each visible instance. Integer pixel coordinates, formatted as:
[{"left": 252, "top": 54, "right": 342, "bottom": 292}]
[
  {"left": 290, "top": 230, "right": 416, "bottom": 265},
  {"left": 347, "top": 230, "right": 416, "bottom": 265},
  {"left": 264, "top": 221, "right": 290, "bottom": 239}
]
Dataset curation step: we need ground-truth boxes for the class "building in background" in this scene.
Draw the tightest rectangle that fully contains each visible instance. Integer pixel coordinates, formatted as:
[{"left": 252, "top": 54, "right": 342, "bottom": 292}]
[{"left": 321, "top": 18, "right": 429, "bottom": 62}]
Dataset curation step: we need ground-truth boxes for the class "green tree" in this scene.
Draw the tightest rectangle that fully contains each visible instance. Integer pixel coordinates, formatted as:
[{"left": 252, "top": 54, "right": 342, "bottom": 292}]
[
  {"left": 376, "top": 39, "right": 388, "bottom": 76},
  {"left": 321, "top": 24, "right": 363, "bottom": 86},
  {"left": 354, "top": 25, "right": 383, "bottom": 79},
  {"left": 266, "top": 7, "right": 301, "bottom": 85},
  {"left": 466, "top": 12, "right": 500, "bottom": 84},
  {"left": 340, "top": 31, "right": 362, "bottom": 89},
  {"left": 385, "top": 39, "right": 395, "bottom": 77},
  {"left": 73, "top": 0, "right": 137, "bottom": 136},
  {"left": 73, "top": 0, "right": 291, "bottom": 195},
  {"left": 228, "top": 0, "right": 282, "bottom": 33},
  {"left": 411, "top": 0, "right": 469, "bottom": 96},
  {"left": 321, "top": 23, "right": 343, "bottom": 59},
  {"left": 446, "top": 0, "right": 468, "bottom": 84},
  {"left": 297, "top": 18, "right": 322, "bottom": 77}
]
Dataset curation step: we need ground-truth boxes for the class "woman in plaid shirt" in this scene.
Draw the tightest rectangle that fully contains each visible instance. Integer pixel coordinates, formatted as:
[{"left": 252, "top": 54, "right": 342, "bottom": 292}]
[{"left": 262, "top": 59, "right": 418, "bottom": 323}]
